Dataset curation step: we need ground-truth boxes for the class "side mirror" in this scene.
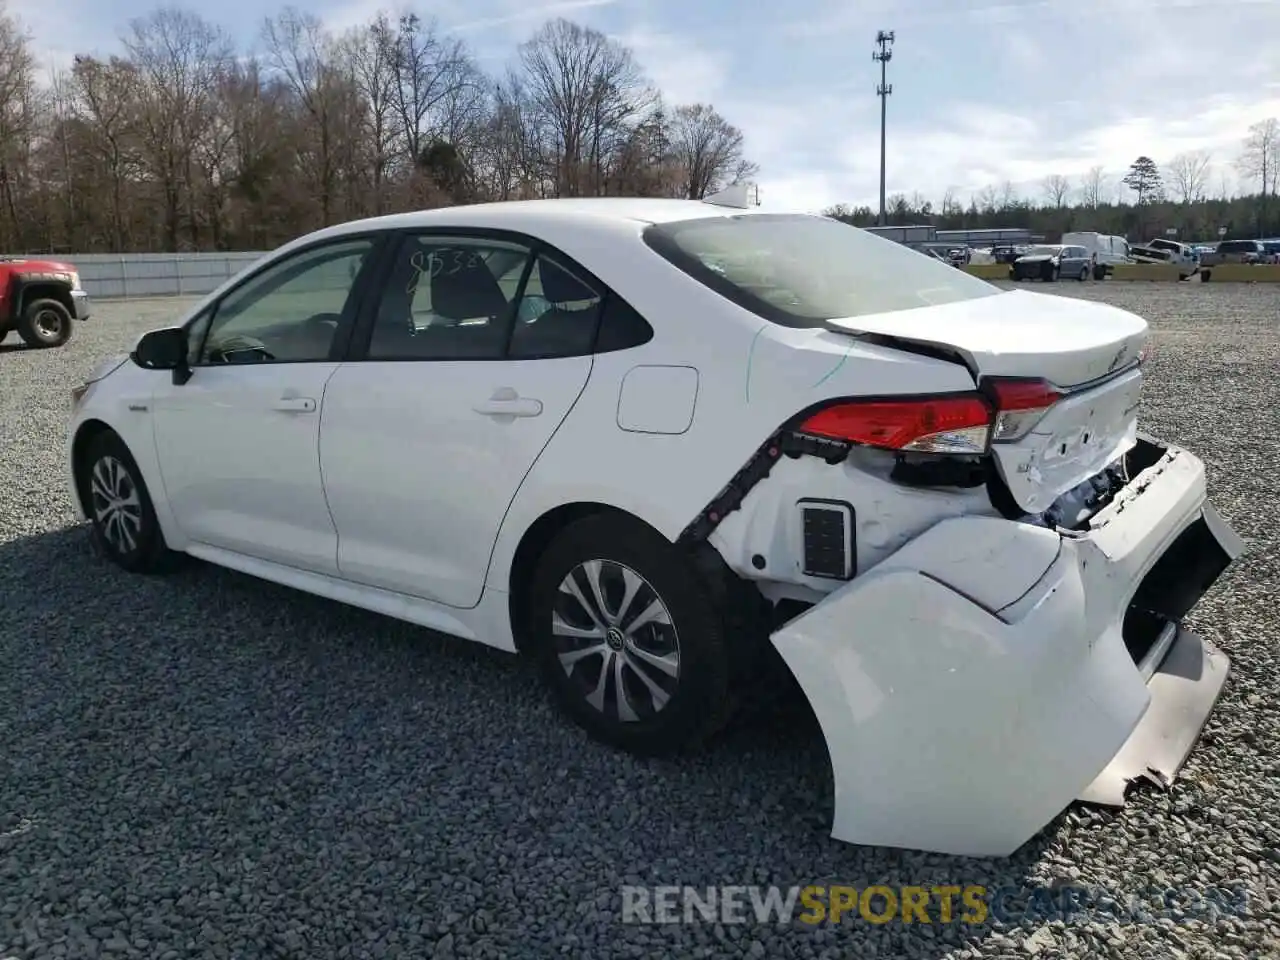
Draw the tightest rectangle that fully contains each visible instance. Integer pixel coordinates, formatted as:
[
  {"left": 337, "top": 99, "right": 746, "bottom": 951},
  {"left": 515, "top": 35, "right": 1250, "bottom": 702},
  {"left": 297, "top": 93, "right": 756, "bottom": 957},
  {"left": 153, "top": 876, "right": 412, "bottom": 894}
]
[{"left": 132, "top": 326, "right": 192, "bottom": 384}]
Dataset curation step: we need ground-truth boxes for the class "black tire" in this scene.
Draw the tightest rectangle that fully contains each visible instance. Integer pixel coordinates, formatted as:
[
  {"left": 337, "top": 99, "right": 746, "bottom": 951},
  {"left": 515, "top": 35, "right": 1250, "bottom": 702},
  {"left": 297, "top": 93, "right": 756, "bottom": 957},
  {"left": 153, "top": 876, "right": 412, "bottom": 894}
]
[
  {"left": 79, "top": 430, "right": 181, "bottom": 574},
  {"left": 1078, "top": 266, "right": 1090, "bottom": 281},
  {"left": 1048, "top": 265, "right": 1061, "bottom": 282},
  {"left": 17, "top": 298, "right": 73, "bottom": 348},
  {"left": 1093, "top": 264, "right": 1107, "bottom": 281},
  {"left": 526, "top": 513, "right": 734, "bottom": 756}
]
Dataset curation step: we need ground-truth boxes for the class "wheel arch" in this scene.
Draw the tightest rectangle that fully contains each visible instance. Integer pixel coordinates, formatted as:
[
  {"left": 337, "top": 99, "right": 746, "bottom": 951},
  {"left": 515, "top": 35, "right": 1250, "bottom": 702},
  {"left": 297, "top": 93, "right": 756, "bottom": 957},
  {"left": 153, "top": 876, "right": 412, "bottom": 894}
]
[
  {"left": 70, "top": 418, "right": 117, "bottom": 515},
  {"left": 17, "top": 281, "right": 74, "bottom": 318},
  {"left": 504, "top": 500, "right": 755, "bottom": 655},
  {"left": 507, "top": 502, "right": 652, "bottom": 652}
]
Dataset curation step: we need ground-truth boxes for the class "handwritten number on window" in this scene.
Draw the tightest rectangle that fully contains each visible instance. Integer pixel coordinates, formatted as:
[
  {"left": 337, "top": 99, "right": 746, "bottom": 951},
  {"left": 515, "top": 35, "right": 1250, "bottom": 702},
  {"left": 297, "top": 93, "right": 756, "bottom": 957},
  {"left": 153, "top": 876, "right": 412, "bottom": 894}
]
[{"left": 405, "top": 247, "right": 488, "bottom": 295}]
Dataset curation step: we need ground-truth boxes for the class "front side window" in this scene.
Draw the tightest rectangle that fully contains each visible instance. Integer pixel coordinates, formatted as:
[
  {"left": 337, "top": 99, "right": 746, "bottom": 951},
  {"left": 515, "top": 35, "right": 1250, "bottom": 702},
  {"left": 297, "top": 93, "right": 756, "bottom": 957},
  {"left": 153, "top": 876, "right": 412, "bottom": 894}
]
[
  {"left": 642, "top": 213, "right": 1001, "bottom": 328},
  {"left": 198, "top": 238, "right": 375, "bottom": 364}
]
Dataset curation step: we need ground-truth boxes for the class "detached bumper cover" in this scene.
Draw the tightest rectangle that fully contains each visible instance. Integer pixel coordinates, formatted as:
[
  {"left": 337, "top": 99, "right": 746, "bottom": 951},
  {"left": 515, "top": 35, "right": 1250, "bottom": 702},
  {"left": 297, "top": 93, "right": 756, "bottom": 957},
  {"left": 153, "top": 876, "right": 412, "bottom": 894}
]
[
  {"left": 71, "top": 289, "right": 91, "bottom": 320},
  {"left": 770, "top": 439, "right": 1243, "bottom": 858}
]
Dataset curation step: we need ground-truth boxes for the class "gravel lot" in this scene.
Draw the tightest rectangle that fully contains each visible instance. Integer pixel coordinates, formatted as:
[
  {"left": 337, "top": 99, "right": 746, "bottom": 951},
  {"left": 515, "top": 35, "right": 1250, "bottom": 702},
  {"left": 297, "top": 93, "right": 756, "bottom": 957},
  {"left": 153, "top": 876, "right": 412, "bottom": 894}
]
[{"left": 1, "top": 284, "right": 1278, "bottom": 959}]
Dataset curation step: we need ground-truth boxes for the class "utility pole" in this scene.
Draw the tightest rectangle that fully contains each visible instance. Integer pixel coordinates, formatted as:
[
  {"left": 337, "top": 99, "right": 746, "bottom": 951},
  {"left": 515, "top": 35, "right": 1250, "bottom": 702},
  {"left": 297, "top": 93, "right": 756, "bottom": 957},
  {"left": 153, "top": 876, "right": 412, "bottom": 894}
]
[{"left": 873, "top": 30, "right": 894, "bottom": 226}]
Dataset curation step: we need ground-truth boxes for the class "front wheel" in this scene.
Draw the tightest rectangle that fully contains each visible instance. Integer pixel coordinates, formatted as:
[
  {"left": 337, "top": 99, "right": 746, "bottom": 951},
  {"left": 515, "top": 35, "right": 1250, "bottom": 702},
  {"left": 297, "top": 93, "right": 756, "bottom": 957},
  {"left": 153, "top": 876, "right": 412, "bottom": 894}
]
[
  {"left": 17, "top": 298, "right": 73, "bottom": 348},
  {"left": 527, "top": 514, "right": 734, "bottom": 756},
  {"left": 78, "top": 431, "right": 181, "bottom": 573},
  {"left": 1079, "top": 266, "right": 1090, "bottom": 281}
]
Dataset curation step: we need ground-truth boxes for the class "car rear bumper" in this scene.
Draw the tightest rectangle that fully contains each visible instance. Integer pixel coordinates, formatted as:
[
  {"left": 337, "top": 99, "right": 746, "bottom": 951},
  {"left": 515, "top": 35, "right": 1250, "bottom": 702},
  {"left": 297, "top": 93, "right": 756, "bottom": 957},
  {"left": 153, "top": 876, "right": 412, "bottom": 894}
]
[
  {"left": 769, "top": 436, "right": 1244, "bottom": 857},
  {"left": 71, "top": 289, "right": 91, "bottom": 320}
]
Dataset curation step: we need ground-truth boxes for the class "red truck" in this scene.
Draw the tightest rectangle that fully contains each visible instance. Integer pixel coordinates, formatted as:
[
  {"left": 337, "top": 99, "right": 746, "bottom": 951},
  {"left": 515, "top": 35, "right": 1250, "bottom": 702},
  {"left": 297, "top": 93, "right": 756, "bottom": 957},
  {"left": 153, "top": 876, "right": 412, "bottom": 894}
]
[{"left": 0, "top": 257, "right": 92, "bottom": 348}]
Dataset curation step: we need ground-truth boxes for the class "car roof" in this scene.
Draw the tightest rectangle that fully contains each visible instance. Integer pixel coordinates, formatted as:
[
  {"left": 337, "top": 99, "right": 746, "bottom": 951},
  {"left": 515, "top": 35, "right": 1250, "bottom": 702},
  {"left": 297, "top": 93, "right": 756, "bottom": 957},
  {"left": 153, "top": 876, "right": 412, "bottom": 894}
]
[{"left": 296, "top": 197, "right": 774, "bottom": 249}]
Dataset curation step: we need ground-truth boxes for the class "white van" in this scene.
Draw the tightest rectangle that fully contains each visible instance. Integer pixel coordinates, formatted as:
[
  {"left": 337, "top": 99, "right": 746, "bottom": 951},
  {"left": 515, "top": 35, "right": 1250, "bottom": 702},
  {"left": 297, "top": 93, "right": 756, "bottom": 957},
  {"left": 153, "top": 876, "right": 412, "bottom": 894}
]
[{"left": 1061, "top": 232, "right": 1131, "bottom": 279}]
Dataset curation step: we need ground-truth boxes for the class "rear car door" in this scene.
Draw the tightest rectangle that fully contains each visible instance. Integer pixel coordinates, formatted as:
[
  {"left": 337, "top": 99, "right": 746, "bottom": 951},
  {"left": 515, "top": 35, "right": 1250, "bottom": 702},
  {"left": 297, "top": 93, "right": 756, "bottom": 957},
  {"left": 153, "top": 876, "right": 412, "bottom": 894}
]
[{"left": 317, "top": 232, "right": 605, "bottom": 608}]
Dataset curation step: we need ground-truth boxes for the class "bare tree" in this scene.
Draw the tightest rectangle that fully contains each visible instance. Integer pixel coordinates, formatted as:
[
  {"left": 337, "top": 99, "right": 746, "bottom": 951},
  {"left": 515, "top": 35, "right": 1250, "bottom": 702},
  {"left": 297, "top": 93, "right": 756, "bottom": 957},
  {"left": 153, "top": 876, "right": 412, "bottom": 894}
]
[
  {"left": 262, "top": 7, "right": 345, "bottom": 225},
  {"left": 386, "top": 13, "right": 476, "bottom": 173},
  {"left": 338, "top": 15, "right": 397, "bottom": 214},
  {"left": 0, "top": 2, "right": 37, "bottom": 247},
  {"left": 997, "top": 180, "right": 1018, "bottom": 210},
  {"left": 1238, "top": 117, "right": 1280, "bottom": 229},
  {"left": 123, "top": 8, "right": 232, "bottom": 248},
  {"left": 1079, "top": 165, "right": 1106, "bottom": 207},
  {"left": 668, "top": 103, "right": 753, "bottom": 199},
  {"left": 70, "top": 55, "right": 140, "bottom": 250},
  {"left": 0, "top": 8, "right": 766, "bottom": 253},
  {"left": 1041, "top": 173, "right": 1070, "bottom": 209},
  {"left": 1166, "top": 150, "right": 1212, "bottom": 205},
  {"left": 518, "top": 18, "right": 647, "bottom": 196}
]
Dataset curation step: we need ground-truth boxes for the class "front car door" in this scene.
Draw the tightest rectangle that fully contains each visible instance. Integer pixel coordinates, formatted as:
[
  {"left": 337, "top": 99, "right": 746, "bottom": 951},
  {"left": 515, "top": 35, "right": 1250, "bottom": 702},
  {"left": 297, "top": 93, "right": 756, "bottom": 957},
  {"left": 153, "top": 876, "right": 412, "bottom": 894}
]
[
  {"left": 149, "top": 235, "right": 383, "bottom": 575},
  {"left": 319, "top": 231, "right": 612, "bottom": 608}
]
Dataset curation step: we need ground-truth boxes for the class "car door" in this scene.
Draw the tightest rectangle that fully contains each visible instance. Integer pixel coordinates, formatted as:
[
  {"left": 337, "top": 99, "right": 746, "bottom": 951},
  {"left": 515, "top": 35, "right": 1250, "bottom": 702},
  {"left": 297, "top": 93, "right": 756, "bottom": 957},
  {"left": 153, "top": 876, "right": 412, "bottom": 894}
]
[
  {"left": 318, "top": 232, "right": 604, "bottom": 608},
  {"left": 149, "top": 235, "right": 382, "bottom": 575}
]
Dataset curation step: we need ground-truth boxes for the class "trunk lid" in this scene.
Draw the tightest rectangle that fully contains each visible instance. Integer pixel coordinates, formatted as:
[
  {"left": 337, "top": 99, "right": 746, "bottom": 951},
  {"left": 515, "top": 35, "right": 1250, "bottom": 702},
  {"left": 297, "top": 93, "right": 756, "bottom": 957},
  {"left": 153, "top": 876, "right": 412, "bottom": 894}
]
[{"left": 826, "top": 289, "right": 1149, "bottom": 514}]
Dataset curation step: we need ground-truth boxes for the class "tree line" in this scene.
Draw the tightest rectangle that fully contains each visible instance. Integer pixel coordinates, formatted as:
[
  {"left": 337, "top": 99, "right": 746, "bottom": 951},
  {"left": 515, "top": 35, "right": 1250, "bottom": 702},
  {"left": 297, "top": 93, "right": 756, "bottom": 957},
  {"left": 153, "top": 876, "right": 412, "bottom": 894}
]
[
  {"left": 826, "top": 122, "right": 1280, "bottom": 244},
  {"left": 0, "top": 4, "right": 758, "bottom": 254}
]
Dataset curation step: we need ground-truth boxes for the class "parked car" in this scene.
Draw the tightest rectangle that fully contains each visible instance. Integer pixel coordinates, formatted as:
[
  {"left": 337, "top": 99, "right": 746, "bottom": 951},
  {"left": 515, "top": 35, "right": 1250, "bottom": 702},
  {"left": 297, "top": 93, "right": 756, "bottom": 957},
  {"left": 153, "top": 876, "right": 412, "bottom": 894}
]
[
  {"left": 1061, "top": 232, "right": 1131, "bottom": 279},
  {"left": 0, "top": 256, "right": 91, "bottom": 348},
  {"left": 67, "top": 198, "right": 1243, "bottom": 857},
  {"left": 1129, "top": 238, "right": 1200, "bottom": 279},
  {"left": 1202, "top": 239, "right": 1266, "bottom": 267},
  {"left": 1260, "top": 240, "right": 1280, "bottom": 264},
  {"left": 1010, "top": 244, "right": 1093, "bottom": 281}
]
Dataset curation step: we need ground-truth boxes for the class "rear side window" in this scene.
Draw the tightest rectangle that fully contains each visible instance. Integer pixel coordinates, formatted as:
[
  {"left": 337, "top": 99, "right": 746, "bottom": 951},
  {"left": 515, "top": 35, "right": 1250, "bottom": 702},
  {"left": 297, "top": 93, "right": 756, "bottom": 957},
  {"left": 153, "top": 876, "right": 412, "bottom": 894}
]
[
  {"left": 643, "top": 214, "right": 1001, "bottom": 328},
  {"left": 1219, "top": 241, "right": 1255, "bottom": 254}
]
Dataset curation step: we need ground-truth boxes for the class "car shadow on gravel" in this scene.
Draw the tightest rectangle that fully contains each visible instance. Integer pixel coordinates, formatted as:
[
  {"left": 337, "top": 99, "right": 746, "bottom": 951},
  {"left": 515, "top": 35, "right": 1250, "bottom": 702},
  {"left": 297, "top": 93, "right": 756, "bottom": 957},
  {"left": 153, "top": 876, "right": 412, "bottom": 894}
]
[{"left": 0, "top": 524, "right": 1068, "bottom": 958}]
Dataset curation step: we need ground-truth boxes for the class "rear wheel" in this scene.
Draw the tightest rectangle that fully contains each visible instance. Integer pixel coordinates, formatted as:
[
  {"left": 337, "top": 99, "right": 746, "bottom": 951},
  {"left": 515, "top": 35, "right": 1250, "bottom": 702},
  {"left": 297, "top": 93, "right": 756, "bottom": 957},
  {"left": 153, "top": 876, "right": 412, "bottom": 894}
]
[
  {"left": 78, "top": 431, "right": 181, "bottom": 573},
  {"left": 1078, "top": 265, "right": 1090, "bottom": 281},
  {"left": 526, "top": 513, "right": 734, "bottom": 756},
  {"left": 17, "top": 298, "right": 73, "bottom": 348}
]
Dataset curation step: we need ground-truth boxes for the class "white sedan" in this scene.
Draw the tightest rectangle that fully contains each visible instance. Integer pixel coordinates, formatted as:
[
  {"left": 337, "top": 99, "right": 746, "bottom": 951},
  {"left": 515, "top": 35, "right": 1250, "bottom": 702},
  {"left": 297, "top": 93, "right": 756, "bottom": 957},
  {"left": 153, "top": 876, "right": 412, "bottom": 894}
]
[{"left": 66, "top": 196, "right": 1244, "bottom": 857}]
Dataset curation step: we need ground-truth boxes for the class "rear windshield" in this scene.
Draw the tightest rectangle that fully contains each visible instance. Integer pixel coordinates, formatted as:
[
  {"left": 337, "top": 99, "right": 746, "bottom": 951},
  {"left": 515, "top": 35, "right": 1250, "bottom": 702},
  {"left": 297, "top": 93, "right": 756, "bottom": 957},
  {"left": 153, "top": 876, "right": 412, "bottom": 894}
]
[{"left": 642, "top": 214, "right": 1001, "bottom": 327}]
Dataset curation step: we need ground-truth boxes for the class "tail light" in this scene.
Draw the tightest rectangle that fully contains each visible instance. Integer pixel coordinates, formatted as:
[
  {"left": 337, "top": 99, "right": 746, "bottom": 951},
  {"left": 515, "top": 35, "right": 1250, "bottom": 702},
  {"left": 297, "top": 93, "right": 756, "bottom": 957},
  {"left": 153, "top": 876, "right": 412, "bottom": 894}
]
[
  {"left": 796, "top": 378, "right": 1064, "bottom": 454},
  {"left": 796, "top": 394, "right": 993, "bottom": 455},
  {"left": 986, "top": 378, "right": 1062, "bottom": 442}
]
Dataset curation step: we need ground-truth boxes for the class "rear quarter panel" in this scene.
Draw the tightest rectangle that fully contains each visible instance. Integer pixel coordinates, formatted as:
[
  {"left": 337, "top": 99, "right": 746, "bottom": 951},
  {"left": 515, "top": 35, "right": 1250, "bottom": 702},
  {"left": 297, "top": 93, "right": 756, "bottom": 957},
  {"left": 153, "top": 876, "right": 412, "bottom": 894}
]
[{"left": 482, "top": 214, "right": 981, "bottom": 591}]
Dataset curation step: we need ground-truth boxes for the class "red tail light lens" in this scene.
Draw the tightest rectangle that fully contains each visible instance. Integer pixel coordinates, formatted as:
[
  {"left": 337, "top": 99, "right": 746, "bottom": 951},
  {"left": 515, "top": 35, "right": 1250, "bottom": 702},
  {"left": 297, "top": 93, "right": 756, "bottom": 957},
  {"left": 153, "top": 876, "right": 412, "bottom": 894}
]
[
  {"left": 986, "top": 378, "right": 1062, "bottom": 443},
  {"left": 797, "top": 395, "right": 993, "bottom": 454}
]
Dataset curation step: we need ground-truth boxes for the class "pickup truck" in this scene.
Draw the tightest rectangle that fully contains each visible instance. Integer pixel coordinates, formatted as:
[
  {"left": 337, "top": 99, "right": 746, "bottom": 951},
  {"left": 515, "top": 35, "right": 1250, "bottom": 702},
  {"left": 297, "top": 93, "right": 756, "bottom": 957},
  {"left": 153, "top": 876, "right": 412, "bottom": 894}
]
[{"left": 0, "top": 257, "right": 91, "bottom": 347}]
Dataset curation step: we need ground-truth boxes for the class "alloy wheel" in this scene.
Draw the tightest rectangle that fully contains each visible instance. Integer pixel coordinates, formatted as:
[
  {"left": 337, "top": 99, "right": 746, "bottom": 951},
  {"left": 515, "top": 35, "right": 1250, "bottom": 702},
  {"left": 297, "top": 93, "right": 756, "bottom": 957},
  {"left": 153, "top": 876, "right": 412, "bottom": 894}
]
[
  {"left": 551, "top": 559, "right": 681, "bottom": 723},
  {"left": 90, "top": 455, "right": 143, "bottom": 554}
]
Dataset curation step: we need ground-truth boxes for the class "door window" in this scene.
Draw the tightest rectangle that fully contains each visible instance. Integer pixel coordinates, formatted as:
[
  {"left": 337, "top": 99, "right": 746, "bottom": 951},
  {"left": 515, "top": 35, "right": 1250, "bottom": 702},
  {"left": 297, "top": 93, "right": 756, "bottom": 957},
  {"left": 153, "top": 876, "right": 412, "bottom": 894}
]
[
  {"left": 368, "top": 237, "right": 533, "bottom": 360},
  {"left": 197, "top": 238, "right": 375, "bottom": 365},
  {"left": 508, "top": 256, "right": 603, "bottom": 359}
]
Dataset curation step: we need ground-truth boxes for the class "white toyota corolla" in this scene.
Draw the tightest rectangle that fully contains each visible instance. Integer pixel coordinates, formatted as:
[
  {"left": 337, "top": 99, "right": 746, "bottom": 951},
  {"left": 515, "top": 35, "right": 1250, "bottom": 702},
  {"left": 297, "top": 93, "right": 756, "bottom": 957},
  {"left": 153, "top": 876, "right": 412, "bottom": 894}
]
[{"left": 66, "top": 195, "right": 1244, "bottom": 857}]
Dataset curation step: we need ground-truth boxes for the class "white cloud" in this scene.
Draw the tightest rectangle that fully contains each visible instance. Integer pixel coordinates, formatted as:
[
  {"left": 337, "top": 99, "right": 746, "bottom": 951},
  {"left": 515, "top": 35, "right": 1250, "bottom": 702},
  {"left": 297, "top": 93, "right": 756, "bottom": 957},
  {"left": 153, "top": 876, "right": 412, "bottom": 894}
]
[{"left": 10, "top": 0, "right": 1280, "bottom": 214}]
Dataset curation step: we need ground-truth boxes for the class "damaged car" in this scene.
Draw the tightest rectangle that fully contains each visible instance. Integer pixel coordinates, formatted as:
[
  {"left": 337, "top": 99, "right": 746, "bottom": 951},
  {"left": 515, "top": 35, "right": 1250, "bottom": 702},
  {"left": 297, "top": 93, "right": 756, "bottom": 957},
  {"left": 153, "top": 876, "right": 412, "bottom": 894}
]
[{"left": 65, "top": 196, "right": 1244, "bottom": 858}]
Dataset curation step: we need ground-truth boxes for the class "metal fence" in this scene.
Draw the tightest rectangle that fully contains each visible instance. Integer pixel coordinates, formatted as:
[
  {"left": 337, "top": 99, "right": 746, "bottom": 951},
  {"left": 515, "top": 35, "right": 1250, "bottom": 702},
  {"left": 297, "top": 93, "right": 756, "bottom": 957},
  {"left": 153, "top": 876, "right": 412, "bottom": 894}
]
[{"left": 52, "top": 252, "right": 272, "bottom": 299}]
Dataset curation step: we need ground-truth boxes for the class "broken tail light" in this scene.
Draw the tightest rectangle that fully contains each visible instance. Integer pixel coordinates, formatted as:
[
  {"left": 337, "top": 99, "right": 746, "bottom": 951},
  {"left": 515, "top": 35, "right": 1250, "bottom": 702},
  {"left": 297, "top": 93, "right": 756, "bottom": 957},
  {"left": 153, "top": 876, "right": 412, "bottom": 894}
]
[
  {"left": 985, "top": 378, "right": 1062, "bottom": 443},
  {"left": 796, "top": 378, "right": 1066, "bottom": 455},
  {"left": 796, "top": 394, "right": 994, "bottom": 455}
]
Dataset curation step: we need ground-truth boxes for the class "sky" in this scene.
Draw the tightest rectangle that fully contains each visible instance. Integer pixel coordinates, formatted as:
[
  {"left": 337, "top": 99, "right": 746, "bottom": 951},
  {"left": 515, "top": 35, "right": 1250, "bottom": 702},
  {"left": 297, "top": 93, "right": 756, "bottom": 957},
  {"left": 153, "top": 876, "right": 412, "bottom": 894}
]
[{"left": 11, "top": 0, "right": 1280, "bottom": 212}]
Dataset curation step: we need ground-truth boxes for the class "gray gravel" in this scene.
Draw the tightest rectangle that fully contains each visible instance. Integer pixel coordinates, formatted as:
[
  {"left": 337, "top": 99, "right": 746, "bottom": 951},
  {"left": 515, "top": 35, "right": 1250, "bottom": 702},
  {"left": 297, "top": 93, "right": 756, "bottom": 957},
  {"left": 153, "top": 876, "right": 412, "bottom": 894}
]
[{"left": 1, "top": 285, "right": 1278, "bottom": 959}]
